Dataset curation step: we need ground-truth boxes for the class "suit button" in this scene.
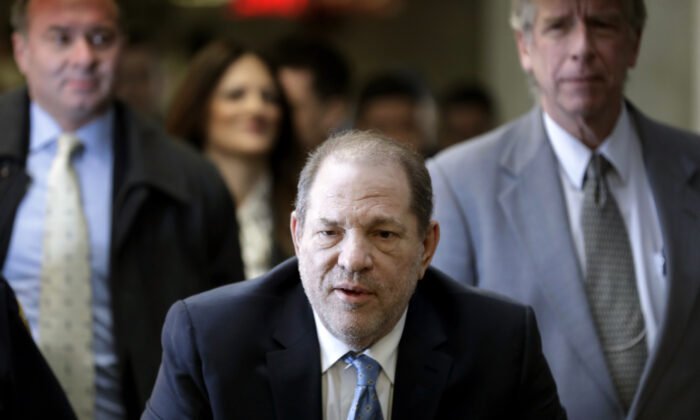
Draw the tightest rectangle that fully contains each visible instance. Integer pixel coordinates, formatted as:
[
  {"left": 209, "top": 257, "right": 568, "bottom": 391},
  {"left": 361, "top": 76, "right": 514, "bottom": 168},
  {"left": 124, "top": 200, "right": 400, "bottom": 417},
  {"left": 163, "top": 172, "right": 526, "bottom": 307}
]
[{"left": 0, "top": 164, "right": 9, "bottom": 178}]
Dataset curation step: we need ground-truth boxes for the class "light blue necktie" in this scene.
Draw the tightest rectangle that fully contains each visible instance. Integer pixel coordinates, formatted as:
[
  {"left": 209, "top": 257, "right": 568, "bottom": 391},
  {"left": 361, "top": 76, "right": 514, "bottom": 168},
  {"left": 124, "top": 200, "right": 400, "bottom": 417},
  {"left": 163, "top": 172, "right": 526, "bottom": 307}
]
[{"left": 344, "top": 353, "right": 384, "bottom": 420}]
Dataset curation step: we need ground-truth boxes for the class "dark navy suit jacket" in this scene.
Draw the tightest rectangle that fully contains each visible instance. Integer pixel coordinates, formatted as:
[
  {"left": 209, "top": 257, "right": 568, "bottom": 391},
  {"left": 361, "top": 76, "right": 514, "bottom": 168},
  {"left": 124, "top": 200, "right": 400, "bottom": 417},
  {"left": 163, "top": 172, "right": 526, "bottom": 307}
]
[{"left": 143, "top": 258, "right": 567, "bottom": 419}]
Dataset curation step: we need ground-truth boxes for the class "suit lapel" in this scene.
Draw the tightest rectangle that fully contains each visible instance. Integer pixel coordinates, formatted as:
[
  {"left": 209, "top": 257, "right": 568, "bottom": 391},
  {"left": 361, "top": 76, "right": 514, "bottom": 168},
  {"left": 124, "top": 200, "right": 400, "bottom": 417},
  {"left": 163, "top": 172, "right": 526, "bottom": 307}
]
[
  {"left": 392, "top": 284, "right": 452, "bottom": 419},
  {"left": 628, "top": 106, "right": 700, "bottom": 416},
  {"left": 497, "top": 109, "right": 619, "bottom": 405},
  {"left": 266, "top": 285, "right": 322, "bottom": 420}
]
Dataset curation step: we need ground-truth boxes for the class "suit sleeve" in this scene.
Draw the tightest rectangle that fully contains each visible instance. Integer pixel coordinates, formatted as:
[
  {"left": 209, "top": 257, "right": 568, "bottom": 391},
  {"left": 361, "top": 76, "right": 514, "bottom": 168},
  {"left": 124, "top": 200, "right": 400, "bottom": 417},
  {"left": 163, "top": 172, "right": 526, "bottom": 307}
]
[
  {"left": 518, "top": 306, "right": 567, "bottom": 420},
  {"left": 426, "top": 158, "right": 478, "bottom": 286},
  {"left": 142, "top": 300, "right": 211, "bottom": 420},
  {"left": 0, "top": 277, "right": 76, "bottom": 420}
]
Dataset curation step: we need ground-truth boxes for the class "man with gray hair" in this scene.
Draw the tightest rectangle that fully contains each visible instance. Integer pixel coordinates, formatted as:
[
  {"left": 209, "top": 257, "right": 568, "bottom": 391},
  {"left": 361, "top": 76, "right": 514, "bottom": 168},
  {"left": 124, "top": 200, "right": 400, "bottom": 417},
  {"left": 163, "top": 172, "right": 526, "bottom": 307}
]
[
  {"left": 143, "top": 130, "right": 566, "bottom": 419},
  {"left": 429, "top": 0, "right": 700, "bottom": 419}
]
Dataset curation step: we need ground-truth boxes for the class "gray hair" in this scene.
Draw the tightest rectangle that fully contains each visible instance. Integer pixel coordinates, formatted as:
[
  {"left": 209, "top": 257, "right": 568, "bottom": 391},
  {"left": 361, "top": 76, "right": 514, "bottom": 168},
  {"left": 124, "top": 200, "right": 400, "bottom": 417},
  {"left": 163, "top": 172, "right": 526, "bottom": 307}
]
[
  {"left": 510, "top": 0, "right": 646, "bottom": 38},
  {"left": 294, "top": 130, "right": 433, "bottom": 237}
]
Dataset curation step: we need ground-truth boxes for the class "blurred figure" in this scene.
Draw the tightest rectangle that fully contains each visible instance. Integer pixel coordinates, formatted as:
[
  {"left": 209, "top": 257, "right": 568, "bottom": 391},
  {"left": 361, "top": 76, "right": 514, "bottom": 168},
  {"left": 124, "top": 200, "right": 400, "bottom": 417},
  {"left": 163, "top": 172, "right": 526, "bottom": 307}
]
[
  {"left": 271, "top": 35, "right": 351, "bottom": 151},
  {"left": 429, "top": 0, "right": 700, "bottom": 418},
  {"left": 168, "top": 39, "right": 296, "bottom": 279},
  {"left": 115, "top": 40, "right": 164, "bottom": 121},
  {"left": 355, "top": 71, "right": 437, "bottom": 155},
  {"left": 2, "top": 0, "right": 244, "bottom": 418},
  {"left": 438, "top": 81, "right": 494, "bottom": 151}
]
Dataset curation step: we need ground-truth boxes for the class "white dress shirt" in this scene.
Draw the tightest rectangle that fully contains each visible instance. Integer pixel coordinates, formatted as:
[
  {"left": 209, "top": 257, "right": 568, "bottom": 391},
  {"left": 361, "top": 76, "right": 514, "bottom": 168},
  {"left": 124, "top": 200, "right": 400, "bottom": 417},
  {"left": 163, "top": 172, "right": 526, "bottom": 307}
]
[
  {"left": 314, "top": 310, "right": 407, "bottom": 420},
  {"left": 544, "top": 105, "right": 667, "bottom": 350}
]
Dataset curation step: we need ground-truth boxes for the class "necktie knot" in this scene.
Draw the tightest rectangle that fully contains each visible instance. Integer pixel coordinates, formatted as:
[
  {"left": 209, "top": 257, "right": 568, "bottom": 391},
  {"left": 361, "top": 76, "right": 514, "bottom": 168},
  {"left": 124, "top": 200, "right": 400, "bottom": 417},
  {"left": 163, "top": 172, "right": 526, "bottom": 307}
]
[
  {"left": 56, "top": 133, "right": 82, "bottom": 162},
  {"left": 584, "top": 154, "right": 613, "bottom": 207},
  {"left": 343, "top": 352, "right": 383, "bottom": 420},
  {"left": 344, "top": 353, "right": 381, "bottom": 387}
]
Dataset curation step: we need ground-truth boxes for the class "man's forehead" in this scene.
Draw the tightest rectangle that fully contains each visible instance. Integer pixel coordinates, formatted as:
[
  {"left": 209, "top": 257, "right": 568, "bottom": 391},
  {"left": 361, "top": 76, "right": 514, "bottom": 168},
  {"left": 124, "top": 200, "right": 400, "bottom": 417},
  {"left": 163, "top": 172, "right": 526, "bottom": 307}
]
[
  {"left": 308, "top": 157, "right": 410, "bottom": 209},
  {"left": 535, "top": 0, "right": 625, "bottom": 16},
  {"left": 28, "top": 0, "right": 120, "bottom": 25}
]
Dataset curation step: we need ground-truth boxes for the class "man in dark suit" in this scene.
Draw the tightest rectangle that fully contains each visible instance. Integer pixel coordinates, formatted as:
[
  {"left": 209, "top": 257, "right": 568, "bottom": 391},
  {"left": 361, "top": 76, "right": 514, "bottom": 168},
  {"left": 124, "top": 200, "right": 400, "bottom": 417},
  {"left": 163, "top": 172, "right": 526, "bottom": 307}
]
[
  {"left": 0, "top": 0, "right": 243, "bottom": 418},
  {"left": 0, "top": 276, "right": 76, "bottom": 419},
  {"left": 428, "top": 0, "right": 700, "bottom": 419},
  {"left": 143, "top": 131, "right": 566, "bottom": 419}
]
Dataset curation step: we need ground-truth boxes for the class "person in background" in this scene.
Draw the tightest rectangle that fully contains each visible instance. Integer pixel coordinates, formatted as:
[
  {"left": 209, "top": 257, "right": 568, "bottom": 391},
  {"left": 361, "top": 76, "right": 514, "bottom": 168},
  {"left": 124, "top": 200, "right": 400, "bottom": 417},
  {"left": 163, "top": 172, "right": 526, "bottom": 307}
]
[
  {"left": 428, "top": 0, "right": 700, "bottom": 418},
  {"left": 143, "top": 130, "right": 567, "bottom": 419},
  {"left": 1, "top": 0, "right": 244, "bottom": 418},
  {"left": 271, "top": 35, "right": 351, "bottom": 152},
  {"left": 355, "top": 71, "right": 438, "bottom": 156},
  {"left": 167, "top": 39, "right": 296, "bottom": 279},
  {"left": 115, "top": 40, "right": 165, "bottom": 122},
  {"left": 438, "top": 81, "right": 495, "bottom": 151}
]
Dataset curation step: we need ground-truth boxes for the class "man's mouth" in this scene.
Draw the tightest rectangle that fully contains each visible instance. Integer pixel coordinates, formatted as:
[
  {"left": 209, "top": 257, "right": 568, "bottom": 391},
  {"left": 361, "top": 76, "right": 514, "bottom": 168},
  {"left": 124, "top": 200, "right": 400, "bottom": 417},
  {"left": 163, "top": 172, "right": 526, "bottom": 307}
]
[{"left": 334, "top": 285, "right": 374, "bottom": 304}]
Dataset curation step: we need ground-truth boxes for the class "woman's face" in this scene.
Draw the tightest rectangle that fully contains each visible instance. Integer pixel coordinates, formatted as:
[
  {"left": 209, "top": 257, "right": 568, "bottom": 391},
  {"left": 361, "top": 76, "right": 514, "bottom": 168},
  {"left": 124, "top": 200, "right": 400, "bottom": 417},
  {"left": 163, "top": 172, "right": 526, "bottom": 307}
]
[{"left": 206, "top": 53, "right": 281, "bottom": 157}]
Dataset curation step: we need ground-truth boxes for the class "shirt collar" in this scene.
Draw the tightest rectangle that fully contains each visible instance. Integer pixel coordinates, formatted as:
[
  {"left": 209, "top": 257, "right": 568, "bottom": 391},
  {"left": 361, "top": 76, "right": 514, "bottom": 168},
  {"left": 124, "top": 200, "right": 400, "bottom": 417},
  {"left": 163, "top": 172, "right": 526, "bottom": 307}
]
[
  {"left": 314, "top": 309, "right": 407, "bottom": 384},
  {"left": 543, "top": 104, "right": 636, "bottom": 189},
  {"left": 29, "top": 102, "right": 114, "bottom": 155}
]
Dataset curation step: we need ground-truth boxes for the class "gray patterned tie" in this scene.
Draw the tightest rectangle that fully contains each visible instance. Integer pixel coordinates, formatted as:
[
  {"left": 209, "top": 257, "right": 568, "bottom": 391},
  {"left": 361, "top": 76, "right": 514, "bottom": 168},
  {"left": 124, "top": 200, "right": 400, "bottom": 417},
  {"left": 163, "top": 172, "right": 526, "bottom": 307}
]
[
  {"left": 39, "top": 133, "right": 95, "bottom": 419},
  {"left": 344, "top": 353, "right": 384, "bottom": 420},
  {"left": 582, "top": 153, "right": 647, "bottom": 411}
]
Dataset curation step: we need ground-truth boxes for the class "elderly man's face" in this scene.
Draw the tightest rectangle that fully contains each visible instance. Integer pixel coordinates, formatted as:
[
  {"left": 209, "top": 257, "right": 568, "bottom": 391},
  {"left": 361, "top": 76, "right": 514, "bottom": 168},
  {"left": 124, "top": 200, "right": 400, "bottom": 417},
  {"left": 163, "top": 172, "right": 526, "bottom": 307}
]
[
  {"left": 13, "top": 0, "right": 122, "bottom": 130},
  {"left": 516, "top": 0, "right": 640, "bottom": 125},
  {"left": 291, "top": 157, "right": 437, "bottom": 350}
]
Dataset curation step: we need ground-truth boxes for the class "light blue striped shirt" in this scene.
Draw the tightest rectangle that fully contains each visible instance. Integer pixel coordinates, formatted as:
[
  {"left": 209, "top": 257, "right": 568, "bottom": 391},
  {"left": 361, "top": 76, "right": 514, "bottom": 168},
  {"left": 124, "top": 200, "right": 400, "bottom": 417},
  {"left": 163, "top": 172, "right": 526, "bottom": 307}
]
[{"left": 3, "top": 103, "right": 125, "bottom": 419}]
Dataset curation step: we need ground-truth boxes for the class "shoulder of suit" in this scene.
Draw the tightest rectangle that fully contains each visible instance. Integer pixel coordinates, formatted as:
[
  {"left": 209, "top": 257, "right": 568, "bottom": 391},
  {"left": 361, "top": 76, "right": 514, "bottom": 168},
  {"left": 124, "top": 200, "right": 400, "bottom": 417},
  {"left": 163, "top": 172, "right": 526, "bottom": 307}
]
[
  {"left": 116, "top": 100, "right": 225, "bottom": 187},
  {"left": 629, "top": 103, "right": 700, "bottom": 156},
  {"left": 182, "top": 258, "right": 301, "bottom": 313},
  {"left": 429, "top": 108, "right": 538, "bottom": 172},
  {"left": 419, "top": 266, "right": 529, "bottom": 314}
]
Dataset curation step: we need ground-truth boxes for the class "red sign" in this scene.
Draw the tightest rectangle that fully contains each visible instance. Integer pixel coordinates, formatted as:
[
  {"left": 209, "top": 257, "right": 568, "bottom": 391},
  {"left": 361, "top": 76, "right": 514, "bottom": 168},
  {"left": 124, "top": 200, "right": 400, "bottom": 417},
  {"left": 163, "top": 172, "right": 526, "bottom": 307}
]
[{"left": 230, "top": 0, "right": 310, "bottom": 18}]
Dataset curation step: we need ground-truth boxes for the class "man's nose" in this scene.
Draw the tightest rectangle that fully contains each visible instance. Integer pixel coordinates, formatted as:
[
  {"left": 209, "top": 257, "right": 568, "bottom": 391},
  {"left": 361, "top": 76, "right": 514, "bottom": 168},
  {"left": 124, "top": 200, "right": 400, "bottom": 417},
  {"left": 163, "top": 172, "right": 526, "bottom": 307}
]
[
  {"left": 70, "top": 36, "right": 97, "bottom": 66},
  {"left": 570, "top": 21, "right": 595, "bottom": 62},
  {"left": 338, "top": 233, "right": 373, "bottom": 273}
]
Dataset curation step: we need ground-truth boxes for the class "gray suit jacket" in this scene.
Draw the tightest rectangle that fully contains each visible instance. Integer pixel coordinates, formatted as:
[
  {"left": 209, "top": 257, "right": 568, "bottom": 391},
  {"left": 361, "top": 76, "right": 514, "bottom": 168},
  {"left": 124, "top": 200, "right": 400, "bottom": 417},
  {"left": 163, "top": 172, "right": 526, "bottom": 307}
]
[{"left": 427, "top": 104, "right": 700, "bottom": 420}]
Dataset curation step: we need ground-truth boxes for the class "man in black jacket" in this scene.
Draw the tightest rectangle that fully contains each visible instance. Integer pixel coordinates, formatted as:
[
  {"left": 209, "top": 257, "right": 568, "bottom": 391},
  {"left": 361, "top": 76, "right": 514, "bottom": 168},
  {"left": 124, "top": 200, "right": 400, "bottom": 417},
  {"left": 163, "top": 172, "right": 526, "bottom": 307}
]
[
  {"left": 144, "top": 131, "right": 566, "bottom": 419},
  {"left": 0, "top": 0, "right": 244, "bottom": 417}
]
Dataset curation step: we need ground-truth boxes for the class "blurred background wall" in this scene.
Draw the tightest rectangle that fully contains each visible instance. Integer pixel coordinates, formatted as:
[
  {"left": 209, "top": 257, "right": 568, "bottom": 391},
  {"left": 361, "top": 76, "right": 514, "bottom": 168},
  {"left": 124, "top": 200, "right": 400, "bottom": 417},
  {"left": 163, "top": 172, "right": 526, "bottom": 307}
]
[{"left": 0, "top": 0, "right": 696, "bottom": 131}]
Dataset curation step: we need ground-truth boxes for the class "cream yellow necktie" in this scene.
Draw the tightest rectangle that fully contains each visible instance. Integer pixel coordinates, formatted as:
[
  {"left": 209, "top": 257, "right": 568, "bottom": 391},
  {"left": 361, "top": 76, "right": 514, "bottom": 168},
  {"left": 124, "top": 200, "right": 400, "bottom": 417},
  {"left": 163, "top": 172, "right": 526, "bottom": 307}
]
[{"left": 39, "top": 132, "right": 95, "bottom": 419}]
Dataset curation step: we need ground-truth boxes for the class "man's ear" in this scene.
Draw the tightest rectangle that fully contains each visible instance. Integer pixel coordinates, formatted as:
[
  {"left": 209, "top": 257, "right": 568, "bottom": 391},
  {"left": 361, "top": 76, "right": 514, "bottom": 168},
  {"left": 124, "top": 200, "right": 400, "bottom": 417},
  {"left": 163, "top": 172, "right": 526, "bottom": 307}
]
[
  {"left": 12, "top": 32, "right": 29, "bottom": 75},
  {"left": 290, "top": 211, "right": 302, "bottom": 255},
  {"left": 418, "top": 221, "right": 440, "bottom": 279},
  {"left": 514, "top": 30, "right": 533, "bottom": 73}
]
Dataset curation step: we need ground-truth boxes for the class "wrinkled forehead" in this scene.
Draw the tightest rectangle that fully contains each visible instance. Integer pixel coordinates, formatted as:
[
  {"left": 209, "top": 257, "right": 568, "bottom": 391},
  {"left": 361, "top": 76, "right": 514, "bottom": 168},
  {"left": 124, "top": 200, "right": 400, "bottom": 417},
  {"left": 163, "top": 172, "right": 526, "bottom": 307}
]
[
  {"left": 308, "top": 157, "right": 412, "bottom": 212},
  {"left": 27, "top": 0, "right": 120, "bottom": 29}
]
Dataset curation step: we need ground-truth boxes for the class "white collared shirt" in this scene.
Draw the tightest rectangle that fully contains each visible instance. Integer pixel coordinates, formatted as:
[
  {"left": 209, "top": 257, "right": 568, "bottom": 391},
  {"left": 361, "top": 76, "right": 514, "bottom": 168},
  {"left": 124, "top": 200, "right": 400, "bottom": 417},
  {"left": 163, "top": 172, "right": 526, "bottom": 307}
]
[
  {"left": 544, "top": 106, "right": 667, "bottom": 350},
  {"left": 314, "top": 310, "right": 407, "bottom": 420}
]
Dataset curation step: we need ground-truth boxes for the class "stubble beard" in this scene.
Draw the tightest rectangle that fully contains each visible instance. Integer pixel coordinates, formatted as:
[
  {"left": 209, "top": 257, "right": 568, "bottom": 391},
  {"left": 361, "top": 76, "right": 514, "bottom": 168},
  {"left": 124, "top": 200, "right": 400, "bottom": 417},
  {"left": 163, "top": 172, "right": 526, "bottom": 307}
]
[{"left": 299, "top": 258, "right": 421, "bottom": 351}]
